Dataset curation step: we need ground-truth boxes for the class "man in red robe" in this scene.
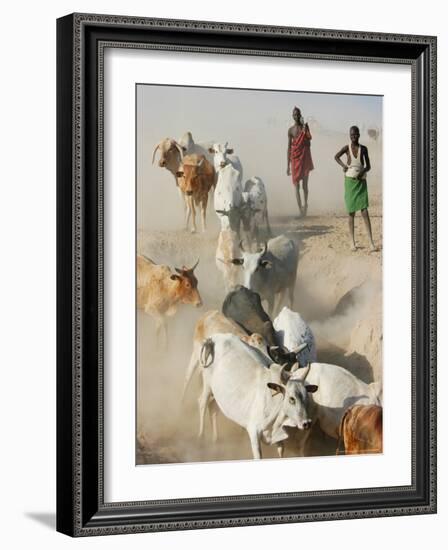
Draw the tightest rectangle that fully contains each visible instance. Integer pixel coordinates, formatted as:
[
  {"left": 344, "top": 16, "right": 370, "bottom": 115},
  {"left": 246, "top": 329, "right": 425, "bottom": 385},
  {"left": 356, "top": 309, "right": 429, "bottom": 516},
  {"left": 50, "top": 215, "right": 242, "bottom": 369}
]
[{"left": 287, "top": 106, "right": 314, "bottom": 217}]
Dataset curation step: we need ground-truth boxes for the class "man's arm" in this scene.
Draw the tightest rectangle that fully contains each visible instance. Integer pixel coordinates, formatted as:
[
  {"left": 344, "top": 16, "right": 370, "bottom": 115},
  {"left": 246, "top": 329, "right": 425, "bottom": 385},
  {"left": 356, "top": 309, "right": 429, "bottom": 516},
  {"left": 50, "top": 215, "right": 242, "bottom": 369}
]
[
  {"left": 358, "top": 145, "right": 371, "bottom": 179},
  {"left": 334, "top": 145, "right": 349, "bottom": 171}
]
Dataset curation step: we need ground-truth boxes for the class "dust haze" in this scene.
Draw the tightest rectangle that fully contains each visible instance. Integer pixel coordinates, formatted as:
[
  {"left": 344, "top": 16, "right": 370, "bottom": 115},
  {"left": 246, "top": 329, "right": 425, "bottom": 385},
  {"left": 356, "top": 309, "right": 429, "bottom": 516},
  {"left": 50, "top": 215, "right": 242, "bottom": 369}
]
[{"left": 136, "top": 84, "right": 383, "bottom": 464}]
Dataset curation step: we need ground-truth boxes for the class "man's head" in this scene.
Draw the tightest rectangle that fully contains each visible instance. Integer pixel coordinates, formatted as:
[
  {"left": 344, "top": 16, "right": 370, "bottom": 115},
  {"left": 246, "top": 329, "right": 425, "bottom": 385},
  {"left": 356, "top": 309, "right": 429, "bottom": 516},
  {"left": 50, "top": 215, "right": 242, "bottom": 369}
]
[
  {"left": 350, "top": 126, "right": 360, "bottom": 144},
  {"left": 292, "top": 107, "right": 302, "bottom": 123}
]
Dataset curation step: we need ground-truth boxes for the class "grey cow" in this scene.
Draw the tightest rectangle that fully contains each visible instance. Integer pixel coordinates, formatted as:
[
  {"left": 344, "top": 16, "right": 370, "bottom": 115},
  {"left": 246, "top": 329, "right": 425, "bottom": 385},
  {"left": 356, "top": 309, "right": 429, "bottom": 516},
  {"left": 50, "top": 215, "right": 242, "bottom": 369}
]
[{"left": 231, "top": 235, "right": 299, "bottom": 316}]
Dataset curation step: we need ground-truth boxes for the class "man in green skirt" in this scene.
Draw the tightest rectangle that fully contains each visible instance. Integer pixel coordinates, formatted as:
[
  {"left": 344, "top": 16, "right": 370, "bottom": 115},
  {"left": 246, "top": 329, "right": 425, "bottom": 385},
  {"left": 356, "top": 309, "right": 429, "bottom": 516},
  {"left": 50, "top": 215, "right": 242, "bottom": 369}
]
[{"left": 335, "top": 126, "right": 377, "bottom": 251}]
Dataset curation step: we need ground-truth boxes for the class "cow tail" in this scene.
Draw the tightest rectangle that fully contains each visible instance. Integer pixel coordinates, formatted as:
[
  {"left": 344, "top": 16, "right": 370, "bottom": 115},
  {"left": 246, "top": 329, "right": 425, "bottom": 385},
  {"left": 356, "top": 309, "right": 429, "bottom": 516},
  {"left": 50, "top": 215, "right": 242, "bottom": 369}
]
[{"left": 200, "top": 338, "right": 215, "bottom": 368}]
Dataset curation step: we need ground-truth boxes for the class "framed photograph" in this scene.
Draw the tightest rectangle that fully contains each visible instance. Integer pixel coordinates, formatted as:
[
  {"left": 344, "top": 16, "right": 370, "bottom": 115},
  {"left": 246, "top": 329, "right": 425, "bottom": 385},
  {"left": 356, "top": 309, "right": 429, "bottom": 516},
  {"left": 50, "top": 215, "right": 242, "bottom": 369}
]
[{"left": 57, "top": 13, "right": 437, "bottom": 536}]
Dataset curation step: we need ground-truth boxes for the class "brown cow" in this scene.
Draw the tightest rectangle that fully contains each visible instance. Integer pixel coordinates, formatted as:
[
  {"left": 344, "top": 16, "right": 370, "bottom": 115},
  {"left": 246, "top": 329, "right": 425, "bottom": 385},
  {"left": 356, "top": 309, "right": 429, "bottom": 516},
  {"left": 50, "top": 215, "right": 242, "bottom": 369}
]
[
  {"left": 176, "top": 154, "right": 215, "bottom": 233},
  {"left": 137, "top": 255, "right": 202, "bottom": 346},
  {"left": 337, "top": 404, "right": 383, "bottom": 455}
]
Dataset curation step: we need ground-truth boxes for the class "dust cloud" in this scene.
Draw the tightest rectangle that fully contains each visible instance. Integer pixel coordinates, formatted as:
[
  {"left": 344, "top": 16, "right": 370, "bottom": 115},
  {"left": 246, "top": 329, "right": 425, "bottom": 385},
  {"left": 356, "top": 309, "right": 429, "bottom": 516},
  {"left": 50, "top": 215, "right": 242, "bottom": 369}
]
[{"left": 136, "top": 88, "right": 383, "bottom": 464}]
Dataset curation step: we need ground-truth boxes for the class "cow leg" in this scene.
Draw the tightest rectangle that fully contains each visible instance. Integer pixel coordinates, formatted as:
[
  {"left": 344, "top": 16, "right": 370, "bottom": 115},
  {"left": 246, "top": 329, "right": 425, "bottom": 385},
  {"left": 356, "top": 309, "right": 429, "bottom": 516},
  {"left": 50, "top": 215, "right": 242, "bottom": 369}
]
[
  {"left": 276, "top": 442, "right": 285, "bottom": 458},
  {"left": 178, "top": 186, "right": 186, "bottom": 212},
  {"left": 154, "top": 316, "right": 167, "bottom": 349},
  {"left": 248, "top": 428, "right": 262, "bottom": 459},
  {"left": 184, "top": 195, "right": 192, "bottom": 231},
  {"left": 190, "top": 197, "right": 197, "bottom": 233},
  {"left": 295, "top": 429, "right": 312, "bottom": 457},
  {"left": 198, "top": 383, "right": 212, "bottom": 439},
  {"left": 209, "top": 398, "right": 219, "bottom": 442},
  {"left": 182, "top": 343, "right": 200, "bottom": 403},
  {"left": 200, "top": 195, "right": 208, "bottom": 232}
]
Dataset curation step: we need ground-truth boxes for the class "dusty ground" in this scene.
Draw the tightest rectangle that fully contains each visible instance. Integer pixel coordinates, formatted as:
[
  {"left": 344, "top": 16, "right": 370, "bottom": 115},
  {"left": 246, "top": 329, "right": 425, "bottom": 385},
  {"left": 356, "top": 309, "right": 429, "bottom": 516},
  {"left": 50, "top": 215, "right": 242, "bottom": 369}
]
[{"left": 136, "top": 191, "right": 382, "bottom": 465}]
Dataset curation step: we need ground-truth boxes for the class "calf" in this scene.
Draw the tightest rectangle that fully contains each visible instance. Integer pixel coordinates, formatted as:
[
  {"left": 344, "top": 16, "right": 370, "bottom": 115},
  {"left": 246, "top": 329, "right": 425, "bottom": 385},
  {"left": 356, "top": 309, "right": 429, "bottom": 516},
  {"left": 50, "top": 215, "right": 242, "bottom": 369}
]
[
  {"left": 241, "top": 177, "right": 272, "bottom": 244},
  {"left": 176, "top": 154, "right": 215, "bottom": 233},
  {"left": 338, "top": 404, "right": 383, "bottom": 455}
]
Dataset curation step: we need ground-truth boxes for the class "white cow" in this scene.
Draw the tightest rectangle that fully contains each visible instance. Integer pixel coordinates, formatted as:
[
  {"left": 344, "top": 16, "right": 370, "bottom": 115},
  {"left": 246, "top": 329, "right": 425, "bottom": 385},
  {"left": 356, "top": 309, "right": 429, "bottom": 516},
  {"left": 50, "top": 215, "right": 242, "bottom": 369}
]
[
  {"left": 208, "top": 142, "right": 243, "bottom": 181},
  {"left": 182, "top": 310, "right": 269, "bottom": 404},
  {"left": 214, "top": 163, "right": 243, "bottom": 233},
  {"left": 241, "top": 177, "right": 272, "bottom": 244},
  {"left": 273, "top": 306, "right": 317, "bottom": 367},
  {"left": 199, "top": 333, "right": 318, "bottom": 459},
  {"left": 288, "top": 362, "right": 382, "bottom": 443},
  {"left": 215, "top": 228, "right": 241, "bottom": 293}
]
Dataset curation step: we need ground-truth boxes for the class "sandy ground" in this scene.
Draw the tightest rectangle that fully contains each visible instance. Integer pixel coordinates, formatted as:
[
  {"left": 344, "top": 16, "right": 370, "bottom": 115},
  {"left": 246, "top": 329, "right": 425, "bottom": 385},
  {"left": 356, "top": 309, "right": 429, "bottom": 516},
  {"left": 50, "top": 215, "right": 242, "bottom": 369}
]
[{"left": 136, "top": 191, "right": 382, "bottom": 465}]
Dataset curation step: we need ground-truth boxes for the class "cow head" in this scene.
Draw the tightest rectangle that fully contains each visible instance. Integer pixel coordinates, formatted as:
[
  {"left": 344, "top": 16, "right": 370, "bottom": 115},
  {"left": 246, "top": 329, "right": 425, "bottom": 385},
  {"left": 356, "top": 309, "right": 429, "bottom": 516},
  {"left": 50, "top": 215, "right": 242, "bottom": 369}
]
[
  {"left": 240, "top": 193, "right": 261, "bottom": 232},
  {"left": 170, "top": 259, "right": 202, "bottom": 307},
  {"left": 215, "top": 206, "right": 241, "bottom": 233},
  {"left": 152, "top": 138, "right": 184, "bottom": 169},
  {"left": 268, "top": 342, "right": 309, "bottom": 368},
  {"left": 208, "top": 142, "right": 234, "bottom": 171},
  {"left": 231, "top": 241, "right": 272, "bottom": 289},
  {"left": 267, "top": 363, "right": 318, "bottom": 430},
  {"left": 176, "top": 154, "right": 208, "bottom": 196}
]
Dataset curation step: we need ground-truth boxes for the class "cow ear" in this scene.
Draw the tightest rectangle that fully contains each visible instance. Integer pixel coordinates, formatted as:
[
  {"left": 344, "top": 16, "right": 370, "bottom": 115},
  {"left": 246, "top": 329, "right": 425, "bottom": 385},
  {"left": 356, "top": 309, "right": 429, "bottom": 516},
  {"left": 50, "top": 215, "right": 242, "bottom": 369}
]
[
  {"left": 226, "top": 148, "right": 234, "bottom": 154},
  {"left": 231, "top": 258, "right": 244, "bottom": 265},
  {"left": 267, "top": 382, "right": 285, "bottom": 396},
  {"left": 306, "top": 384, "right": 318, "bottom": 393},
  {"left": 170, "top": 274, "right": 181, "bottom": 282},
  {"left": 260, "top": 260, "right": 272, "bottom": 269}
]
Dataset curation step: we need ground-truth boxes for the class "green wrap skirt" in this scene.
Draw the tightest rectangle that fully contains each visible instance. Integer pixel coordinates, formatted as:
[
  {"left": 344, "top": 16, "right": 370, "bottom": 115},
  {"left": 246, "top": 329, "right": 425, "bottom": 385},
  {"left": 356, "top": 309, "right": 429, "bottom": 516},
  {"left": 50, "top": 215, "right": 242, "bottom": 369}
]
[{"left": 344, "top": 176, "right": 369, "bottom": 213}]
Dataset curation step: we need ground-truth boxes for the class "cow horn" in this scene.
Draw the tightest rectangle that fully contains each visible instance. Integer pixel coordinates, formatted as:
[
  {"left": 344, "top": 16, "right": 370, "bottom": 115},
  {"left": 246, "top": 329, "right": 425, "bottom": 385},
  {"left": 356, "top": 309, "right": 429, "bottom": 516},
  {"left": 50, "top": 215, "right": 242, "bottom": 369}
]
[
  {"left": 190, "top": 258, "right": 200, "bottom": 271},
  {"left": 292, "top": 342, "right": 310, "bottom": 354},
  {"left": 290, "top": 362, "right": 300, "bottom": 373},
  {"left": 299, "top": 362, "right": 311, "bottom": 380},
  {"left": 171, "top": 140, "right": 184, "bottom": 158},
  {"left": 239, "top": 240, "right": 245, "bottom": 252},
  {"left": 152, "top": 142, "right": 162, "bottom": 164}
]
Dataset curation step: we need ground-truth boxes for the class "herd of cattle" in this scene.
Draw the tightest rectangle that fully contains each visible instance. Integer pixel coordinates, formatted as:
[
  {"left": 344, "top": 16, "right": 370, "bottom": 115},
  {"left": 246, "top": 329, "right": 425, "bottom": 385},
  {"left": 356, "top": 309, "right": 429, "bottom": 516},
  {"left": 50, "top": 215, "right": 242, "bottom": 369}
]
[{"left": 138, "top": 131, "right": 383, "bottom": 460}]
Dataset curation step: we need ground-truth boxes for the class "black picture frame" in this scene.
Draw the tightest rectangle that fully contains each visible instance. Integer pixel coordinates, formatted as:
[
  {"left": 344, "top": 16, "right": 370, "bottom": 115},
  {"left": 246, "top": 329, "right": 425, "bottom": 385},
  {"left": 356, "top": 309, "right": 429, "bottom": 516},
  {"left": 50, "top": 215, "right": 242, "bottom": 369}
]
[{"left": 57, "top": 13, "right": 437, "bottom": 537}]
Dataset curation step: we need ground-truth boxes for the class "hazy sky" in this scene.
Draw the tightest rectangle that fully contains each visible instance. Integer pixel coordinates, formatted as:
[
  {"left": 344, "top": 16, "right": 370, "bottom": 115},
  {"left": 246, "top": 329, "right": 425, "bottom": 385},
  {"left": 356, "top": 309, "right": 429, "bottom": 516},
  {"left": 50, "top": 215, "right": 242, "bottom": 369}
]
[{"left": 137, "top": 84, "right": 382, "bottom": 231}]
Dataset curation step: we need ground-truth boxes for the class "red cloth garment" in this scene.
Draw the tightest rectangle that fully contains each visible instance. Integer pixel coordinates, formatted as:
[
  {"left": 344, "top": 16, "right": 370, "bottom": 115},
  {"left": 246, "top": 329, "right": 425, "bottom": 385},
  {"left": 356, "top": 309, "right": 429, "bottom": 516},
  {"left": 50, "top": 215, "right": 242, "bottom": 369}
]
[{"left": 290, "top": 129, "right": 314, "bottom": 184}]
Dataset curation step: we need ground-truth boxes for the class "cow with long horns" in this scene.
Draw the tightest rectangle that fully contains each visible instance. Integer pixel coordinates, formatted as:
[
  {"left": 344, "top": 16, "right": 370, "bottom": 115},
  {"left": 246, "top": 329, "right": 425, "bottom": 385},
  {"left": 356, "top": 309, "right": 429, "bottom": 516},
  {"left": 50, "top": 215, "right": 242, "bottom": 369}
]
[{"left": 137, "top": 254, "right": 202, "bottom": 346}]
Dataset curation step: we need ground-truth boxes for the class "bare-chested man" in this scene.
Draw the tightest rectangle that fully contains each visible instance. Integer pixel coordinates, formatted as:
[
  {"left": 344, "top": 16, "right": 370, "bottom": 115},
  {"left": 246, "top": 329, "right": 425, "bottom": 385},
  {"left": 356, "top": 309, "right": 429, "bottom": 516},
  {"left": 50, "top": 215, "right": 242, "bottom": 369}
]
[{"left": 287, "top": 107, "right": 314, "bottom": 217}]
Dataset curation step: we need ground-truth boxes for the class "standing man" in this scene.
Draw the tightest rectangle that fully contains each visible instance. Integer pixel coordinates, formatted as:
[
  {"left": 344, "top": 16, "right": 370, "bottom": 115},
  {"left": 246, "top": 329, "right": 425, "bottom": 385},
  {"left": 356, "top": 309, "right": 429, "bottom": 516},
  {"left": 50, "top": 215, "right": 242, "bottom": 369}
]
[
  {"left": 334, "top": 125, "right": 377, "bottom": 251},
  {"left": 287, "top": 106, "right": 314, "bottom": 217}
]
